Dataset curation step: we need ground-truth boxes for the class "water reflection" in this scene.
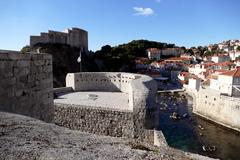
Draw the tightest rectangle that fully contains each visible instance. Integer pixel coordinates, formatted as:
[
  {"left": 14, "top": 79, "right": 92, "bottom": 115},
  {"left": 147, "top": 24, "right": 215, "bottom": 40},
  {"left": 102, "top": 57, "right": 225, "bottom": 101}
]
[{"left": 157, "top": 93, "right": 240, "bottom": 160}]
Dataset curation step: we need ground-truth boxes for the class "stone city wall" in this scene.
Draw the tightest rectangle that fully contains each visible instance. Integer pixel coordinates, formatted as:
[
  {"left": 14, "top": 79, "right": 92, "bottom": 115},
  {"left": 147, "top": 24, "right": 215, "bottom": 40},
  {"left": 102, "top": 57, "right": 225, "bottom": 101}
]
[
  {"left": 55, "top": 72, "right": 158, "bottom": 140},
  {"left": 0, "top": 50, "right": 53, "bottom": 122},
  {"left": 187, "top": 88, "right": 240, "bottom": 132},
  {"left": 54, "top": 103, "right": 133, "bottom": 138}
]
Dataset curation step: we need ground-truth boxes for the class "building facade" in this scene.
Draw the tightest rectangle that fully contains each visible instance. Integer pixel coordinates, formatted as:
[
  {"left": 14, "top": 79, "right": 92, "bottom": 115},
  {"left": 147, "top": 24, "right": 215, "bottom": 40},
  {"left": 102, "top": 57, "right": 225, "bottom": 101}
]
[
  {"left": 146, "top": 48, "right": 184, "bottom": 60},
  {"left": 147, "top": 48, "right": 161, "bottom": 60},
  {"left": 211, "top": 54, "right": 230, "bottom": 63}
]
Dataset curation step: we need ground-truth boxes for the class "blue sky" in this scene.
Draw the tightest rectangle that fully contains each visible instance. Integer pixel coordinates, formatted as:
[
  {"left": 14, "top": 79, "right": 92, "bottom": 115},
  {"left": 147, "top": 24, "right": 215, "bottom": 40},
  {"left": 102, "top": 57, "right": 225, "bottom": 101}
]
[{"left": 0, "top": 0, "right": 239, "bottom": 51}]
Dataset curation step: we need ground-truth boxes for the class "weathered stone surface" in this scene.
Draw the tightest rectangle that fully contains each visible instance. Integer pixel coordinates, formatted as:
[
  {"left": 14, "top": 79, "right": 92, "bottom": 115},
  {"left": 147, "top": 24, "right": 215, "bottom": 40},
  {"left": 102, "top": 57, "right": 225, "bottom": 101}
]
[
  {"left": 0, "top": 112, "right": 215, "bottom": 160},
  {"left": 0, "top": 51, "right": 53, "bottom": 122},
  {"left": 54, "top": 103, "right": 133, "bottom": 138}
]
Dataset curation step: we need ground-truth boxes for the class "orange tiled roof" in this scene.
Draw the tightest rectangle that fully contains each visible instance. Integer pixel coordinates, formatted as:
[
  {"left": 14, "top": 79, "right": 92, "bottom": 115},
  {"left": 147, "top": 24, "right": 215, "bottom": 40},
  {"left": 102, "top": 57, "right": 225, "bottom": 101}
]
[
  {"left": 212, "top": 53, "right": 229, "bottom": 57},
  {"left": 215, "top": 61, "right": 234, "bottom": 67},
  {"left": 179, "top": 71, "right": 189, "bottom": 76},
  {"left": 202, "top": 62, "right": 214, "bottom": 68},
  {"left": 135, "top": 57, "right": 149, "bottom": 64},
  {"left": 220, "top": 69, "right": 240, "bottom": 77},
  {"left": 214, "top": 69, "right": 230, "bottom": 73},
  {"left": 165, "top": 57, "right": 190, "bottom": 61}
]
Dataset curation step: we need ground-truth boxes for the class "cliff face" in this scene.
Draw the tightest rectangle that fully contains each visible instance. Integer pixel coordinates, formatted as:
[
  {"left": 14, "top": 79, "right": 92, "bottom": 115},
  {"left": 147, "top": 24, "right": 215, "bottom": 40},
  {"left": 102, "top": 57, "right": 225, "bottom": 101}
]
[{"left": 21, "top": 43, "right": 98, "bottom": 87}]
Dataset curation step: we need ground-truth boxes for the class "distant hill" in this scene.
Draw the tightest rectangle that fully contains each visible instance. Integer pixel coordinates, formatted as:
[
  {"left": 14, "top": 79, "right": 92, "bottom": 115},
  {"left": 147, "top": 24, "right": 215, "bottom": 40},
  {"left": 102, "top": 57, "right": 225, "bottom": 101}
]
[{"left": 93, "top": 39, "right": 182, "bottom": 72}]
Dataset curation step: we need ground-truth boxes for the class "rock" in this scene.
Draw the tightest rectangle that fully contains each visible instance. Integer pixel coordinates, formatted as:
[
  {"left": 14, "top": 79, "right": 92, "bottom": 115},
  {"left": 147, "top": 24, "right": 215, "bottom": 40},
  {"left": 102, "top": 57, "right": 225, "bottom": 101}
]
[{"left": 0, "top": 112, "right": 215, "bottom": 160}]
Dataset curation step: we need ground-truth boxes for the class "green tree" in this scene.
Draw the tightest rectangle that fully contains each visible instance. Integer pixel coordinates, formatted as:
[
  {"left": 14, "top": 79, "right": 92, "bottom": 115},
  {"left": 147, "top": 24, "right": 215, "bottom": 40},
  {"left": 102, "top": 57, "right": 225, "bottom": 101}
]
[
  {"left": 21, "top": 45, "right": 31, "bottom": 53},
  {"left": 237, "top": 46, "right": 240, "bottom": 51}
]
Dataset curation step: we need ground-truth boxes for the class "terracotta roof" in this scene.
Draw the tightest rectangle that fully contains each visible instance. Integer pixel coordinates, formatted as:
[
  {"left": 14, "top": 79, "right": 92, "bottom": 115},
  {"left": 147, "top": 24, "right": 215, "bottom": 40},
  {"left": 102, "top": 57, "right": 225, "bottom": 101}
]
[
  {"left": 165, "top": 57, "right": 191, "bottom": 61},
  {"left": 135, "top": 57, "right": 149, "bottom": 64},
  {"left": 212, "top": 53, "right": 229, "bottom": 57},
  {"left": 202, "top": 62, "right": 214, "bottom": 68},
  {"left": 179, "top": 71, "right": 190, "bottom": 76},
  {"left": 220, "top": 69, "right": 240, "bottom": 77},
  {"left": 214, "top": 69, "right": 230, "bottom": 73},
  {"left": 214, "top": 61, "right": 234, "bottom": 67}
]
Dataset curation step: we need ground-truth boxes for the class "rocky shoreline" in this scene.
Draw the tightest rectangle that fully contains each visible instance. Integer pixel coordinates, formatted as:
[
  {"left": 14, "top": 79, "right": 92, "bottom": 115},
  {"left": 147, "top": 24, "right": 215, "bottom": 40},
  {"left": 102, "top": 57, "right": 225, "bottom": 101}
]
[{"left": 0, "top": 112, "right": 216, "bottom": 160}]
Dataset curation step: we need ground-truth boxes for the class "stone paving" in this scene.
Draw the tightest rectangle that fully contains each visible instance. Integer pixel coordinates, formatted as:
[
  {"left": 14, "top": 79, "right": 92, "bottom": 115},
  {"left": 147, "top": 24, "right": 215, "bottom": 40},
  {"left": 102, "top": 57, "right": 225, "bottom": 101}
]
[{"left": 54, "top": 91, "right": 130, "bottom": 111}]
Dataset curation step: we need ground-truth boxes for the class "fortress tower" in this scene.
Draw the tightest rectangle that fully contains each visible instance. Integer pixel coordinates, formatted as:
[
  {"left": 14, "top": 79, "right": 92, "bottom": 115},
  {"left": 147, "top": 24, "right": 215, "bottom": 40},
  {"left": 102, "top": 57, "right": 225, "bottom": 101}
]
[{"left": 30, "top": 28, "right": 88, "bottom": 52}]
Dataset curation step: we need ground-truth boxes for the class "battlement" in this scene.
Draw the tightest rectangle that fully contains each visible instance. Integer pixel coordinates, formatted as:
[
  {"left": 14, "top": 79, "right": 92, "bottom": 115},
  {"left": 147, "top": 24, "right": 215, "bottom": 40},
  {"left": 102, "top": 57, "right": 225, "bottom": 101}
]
[{"left": 30, "top": 28, "right": 88, "bottom": 52}]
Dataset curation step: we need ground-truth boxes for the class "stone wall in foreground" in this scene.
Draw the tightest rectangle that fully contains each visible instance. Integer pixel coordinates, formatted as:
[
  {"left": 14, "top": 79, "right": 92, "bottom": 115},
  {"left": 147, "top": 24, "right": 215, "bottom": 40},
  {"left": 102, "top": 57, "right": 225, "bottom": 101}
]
[
  {"left": 54, "top": 103, "right": 133, "bottom": 138},
  {"left": 0, "top": 50, "right": 53, "bottom": 122}
]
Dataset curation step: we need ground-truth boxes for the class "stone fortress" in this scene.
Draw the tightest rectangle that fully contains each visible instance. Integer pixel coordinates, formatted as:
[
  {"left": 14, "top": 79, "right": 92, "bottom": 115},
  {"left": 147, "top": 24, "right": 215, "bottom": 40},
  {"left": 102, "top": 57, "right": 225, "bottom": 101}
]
[
  {"left": 54, "top": 72, "right": 158, "bottom": 140},
  {"left": 30, "top": 28, "right": 88, "bottom": 52},
  {"left": 0, "top": 50, "right": 162, "bottom": 144}
]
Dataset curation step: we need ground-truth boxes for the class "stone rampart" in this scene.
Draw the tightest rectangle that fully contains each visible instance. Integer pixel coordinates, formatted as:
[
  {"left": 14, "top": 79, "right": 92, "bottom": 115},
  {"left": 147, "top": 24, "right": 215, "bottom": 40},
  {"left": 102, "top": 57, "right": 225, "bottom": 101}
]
[
  {"left": 55, "top": 72, "right": 157, "bottom": 140},
  {"left": 187, "top": 87, "right": 240, "bottom": 132},
  {"left": 0, "top": 50, "right": 53, "bottom": 122},
  {"left": 54, "top": 103, "right": 133, "bottom": 137}
]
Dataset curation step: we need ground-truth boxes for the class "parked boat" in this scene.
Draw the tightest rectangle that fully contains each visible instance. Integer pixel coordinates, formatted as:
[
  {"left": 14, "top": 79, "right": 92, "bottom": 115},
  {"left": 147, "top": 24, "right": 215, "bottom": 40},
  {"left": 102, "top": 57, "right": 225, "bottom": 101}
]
[
  {"left": 170, "top": 112, "right": 179, "bottom": 120},
  {"left": 202, "top": 145, "right": 216, "bottom": 152},
  {"left": 198, "top": 125, "right": 204, "bottom": 130}
]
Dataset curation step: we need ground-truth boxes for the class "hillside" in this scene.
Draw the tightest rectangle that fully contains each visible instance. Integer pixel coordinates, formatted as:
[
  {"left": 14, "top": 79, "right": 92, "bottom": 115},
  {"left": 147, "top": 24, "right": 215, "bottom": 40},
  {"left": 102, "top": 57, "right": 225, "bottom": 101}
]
[{"left": 93, "top": 39, "right": 181, "bottom": 72}]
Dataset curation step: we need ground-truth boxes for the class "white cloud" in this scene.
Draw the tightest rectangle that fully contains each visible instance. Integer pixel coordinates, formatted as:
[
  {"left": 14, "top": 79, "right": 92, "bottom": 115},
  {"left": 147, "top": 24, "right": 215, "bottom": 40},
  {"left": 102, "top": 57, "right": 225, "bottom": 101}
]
[
  {"left": 155, "top": 0, "right": 162, "bottom": 3},
  {"left": 133, "top": 7, "right": 154, "bottom": 16}
]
